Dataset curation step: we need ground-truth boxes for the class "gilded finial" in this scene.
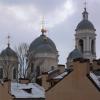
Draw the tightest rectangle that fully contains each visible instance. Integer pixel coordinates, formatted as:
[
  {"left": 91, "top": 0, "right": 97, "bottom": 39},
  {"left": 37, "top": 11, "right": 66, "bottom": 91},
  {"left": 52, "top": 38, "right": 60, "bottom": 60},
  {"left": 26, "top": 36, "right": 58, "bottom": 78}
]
[{"left": 41, "top": 16, "right": 47, "bottom": 35}]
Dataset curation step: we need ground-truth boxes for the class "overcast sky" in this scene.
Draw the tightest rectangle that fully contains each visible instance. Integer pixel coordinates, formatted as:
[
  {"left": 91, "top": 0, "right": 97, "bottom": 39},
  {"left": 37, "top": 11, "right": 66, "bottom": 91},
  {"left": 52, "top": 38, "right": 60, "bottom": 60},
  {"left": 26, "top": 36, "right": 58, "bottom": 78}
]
[{"left": 0, "top": 0, "right": 100, "bottom": 64}]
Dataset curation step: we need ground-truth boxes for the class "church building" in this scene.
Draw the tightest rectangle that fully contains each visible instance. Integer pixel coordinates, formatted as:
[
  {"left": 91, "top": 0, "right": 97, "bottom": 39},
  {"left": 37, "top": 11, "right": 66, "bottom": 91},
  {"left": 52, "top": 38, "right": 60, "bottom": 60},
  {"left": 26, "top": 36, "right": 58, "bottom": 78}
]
[
  {"left": 27, "top": 26, "right": 59, "bottom": 82},
  {"left": 67, "top": 7, "right": 96, "bottom": 67}
]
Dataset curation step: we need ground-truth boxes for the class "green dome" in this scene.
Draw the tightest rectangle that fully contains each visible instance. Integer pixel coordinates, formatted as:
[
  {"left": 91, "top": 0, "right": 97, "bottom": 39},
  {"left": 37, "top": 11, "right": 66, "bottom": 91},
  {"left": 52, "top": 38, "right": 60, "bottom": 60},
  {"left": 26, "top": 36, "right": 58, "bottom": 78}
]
[
  {"left": 29, "top": 34, "right": 57, "bottom": 54},
  {"left": 75, "top": 20, "right": 95, "bottom": 31},
  {"left": 67, "top": 48, "right": 83, "bottom": 60},
  {"left": 0, "top": 46, "right": 18, "bottom": 59}
]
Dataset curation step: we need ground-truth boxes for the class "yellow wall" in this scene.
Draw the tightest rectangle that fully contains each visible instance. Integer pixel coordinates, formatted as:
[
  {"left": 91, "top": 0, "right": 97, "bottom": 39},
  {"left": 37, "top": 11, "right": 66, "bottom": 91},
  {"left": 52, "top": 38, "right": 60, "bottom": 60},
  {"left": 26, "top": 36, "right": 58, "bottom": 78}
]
[
  {"left": 46, "top": 60, "right": 100, "bottom": 100},
  {"left": 0, "top": 82, "right": 13, "bottom": 100}
]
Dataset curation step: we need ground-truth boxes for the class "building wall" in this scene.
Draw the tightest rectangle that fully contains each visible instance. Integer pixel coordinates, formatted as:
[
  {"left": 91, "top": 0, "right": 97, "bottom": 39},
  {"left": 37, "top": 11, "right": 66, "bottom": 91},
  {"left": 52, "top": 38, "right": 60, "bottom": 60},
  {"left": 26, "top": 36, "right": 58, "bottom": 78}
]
[
  {"left": 57, "top": 64, "right": 65, "bottom": 74},
  {"left": 92, "top": 60, "right": 100, "bottom": 70},
  {"left": 0, "top": 56, "right": 18, "bottom": 81},
  {"left": 27, "top": 53, "right": 58, "bottom": 81},
  {"left": 0, "top": 82, "right": 13, "bottom": 100},
  {"left": 46, "top": 60, "right": 100, "bottom": 100}
]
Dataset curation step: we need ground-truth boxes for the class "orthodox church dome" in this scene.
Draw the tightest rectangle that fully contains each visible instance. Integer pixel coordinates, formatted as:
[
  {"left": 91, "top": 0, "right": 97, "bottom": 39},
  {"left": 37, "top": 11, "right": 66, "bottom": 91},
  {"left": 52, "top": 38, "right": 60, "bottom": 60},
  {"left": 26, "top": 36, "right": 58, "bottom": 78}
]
[
  {"left": 0, "top": 45, "right": 18, "bottom": 59},
  {"left": 67, "top": 48, "right": 83, "bottom": 60},
  {"left": 76, "top": 20, "right": 95, "bottom": 31},
  {"left": 75, "top": 8, "right": 95, "bottom": 31},
  {"left": 29, "top": 34, "right": 57, "bottom": 54}
]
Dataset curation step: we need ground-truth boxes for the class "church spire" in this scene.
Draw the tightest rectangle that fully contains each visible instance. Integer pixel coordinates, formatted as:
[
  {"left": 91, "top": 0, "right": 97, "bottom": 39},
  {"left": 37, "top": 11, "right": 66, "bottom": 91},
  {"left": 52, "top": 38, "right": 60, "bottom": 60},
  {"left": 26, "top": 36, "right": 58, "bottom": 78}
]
[
  {"left": 82, "top": 1, "right": 88, "bottom": 20},
  {"left": 41, "top": 16, "right": 47, "bottom": 35}
]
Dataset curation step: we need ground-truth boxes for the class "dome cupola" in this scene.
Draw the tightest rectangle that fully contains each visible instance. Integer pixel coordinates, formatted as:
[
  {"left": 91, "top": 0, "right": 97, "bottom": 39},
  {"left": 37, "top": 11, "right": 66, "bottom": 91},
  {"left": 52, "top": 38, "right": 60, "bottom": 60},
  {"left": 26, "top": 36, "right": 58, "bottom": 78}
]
[
  {"left": 29, "top": 34, "right": 57, "bottom": 54},
  {"left": 29, "top": 18, "right": 57, "bottom": 54},
  {"left": 0, "top": 35, "right": 18, "bottom": 59},
  {"left": 0, "top": 46, "right": 18, "bottom": 59},
  {"left": 75, "top": 8, "right": 95, "bottom": 31},
  {"left": 67, "top": 47, "right": 83, "bottom": 60}
]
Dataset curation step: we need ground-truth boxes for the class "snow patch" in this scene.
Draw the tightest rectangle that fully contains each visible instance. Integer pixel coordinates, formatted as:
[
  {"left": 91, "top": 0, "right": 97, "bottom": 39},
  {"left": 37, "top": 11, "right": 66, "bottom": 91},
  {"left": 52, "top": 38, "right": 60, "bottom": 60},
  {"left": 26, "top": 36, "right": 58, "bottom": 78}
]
[{"left": 11, "top": 82, "right": 45, "bottom": 98}]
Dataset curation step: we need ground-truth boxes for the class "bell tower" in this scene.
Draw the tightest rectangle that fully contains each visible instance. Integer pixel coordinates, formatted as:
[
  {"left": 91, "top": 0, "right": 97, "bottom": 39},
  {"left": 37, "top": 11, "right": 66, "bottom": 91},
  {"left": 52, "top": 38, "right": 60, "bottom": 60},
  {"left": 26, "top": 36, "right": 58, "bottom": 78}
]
[{"left": 75, "top": 6, "right": 96, "bottom": 61}]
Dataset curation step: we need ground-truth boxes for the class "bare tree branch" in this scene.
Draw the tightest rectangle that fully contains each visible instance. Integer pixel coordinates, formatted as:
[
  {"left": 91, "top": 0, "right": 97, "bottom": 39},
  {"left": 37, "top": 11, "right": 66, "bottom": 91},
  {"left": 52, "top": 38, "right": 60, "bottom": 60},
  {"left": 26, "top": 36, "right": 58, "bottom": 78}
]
[{"left": 15, "top": 43, "right": 29, "bottom": 78}]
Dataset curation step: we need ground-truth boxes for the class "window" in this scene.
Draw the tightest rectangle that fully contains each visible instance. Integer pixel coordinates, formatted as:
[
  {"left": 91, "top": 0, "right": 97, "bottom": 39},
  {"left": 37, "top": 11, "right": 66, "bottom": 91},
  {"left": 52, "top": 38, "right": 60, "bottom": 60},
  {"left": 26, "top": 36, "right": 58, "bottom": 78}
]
[
  {"left": 0, "top": 68, "right": 3, "bottom": 79},
  {"left": 13, "top": 68, "right": 16, "bottom": 79},
  {"left": 79, "top": 39, "right": 84, "bottom": 53},
  {"left": 91, "top": 40, "right": 95, "bottom": 54}
]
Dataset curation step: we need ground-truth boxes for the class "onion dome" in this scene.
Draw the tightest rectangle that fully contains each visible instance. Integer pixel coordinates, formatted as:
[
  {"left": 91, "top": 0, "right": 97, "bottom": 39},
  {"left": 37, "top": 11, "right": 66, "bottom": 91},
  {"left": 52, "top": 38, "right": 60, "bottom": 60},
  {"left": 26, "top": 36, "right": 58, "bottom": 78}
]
[
  {"left": 67, "top": 48, "right": 83, "bottom": 60},
  {"left": 75, "top": 8, "right": 96, "bottom": 31},
  {"left": 29, "top": 34, "right": 57, "bottom": 54}
]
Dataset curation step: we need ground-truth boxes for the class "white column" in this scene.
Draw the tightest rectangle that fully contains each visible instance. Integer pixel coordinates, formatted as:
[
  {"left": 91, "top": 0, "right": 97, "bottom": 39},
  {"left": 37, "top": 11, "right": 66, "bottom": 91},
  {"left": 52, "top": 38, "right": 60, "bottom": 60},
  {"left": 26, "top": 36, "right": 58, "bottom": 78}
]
[
  {"left": 84, "top": 38, "right": 87, "bottom": 52},
  {"left": 86, "top": 37, "right": 90, "bottom": 51},
  {"left": 89, "top": 38, "right": 91, "bottom": 53}
]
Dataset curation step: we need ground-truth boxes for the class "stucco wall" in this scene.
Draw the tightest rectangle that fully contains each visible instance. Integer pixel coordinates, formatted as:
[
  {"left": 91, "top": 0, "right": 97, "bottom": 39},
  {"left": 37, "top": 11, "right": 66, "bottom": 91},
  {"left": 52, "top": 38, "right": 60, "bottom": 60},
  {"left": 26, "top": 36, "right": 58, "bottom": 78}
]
[{"left": 46, "top": 60, "right": 100, "bottom": 100}]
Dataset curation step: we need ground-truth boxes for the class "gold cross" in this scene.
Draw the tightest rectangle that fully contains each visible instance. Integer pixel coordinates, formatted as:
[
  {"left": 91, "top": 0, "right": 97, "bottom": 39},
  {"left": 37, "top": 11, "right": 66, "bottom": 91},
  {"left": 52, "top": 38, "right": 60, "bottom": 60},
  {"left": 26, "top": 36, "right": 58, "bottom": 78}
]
[{"left": 41, "top": 16, "right": 47, "bottom": 34}]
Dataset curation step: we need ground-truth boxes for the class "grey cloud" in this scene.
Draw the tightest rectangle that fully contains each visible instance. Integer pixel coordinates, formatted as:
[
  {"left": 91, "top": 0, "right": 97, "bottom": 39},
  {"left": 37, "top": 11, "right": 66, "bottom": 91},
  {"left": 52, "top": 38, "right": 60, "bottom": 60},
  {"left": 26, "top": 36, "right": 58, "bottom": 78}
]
[
  {"left": 0, "top": 0, "right": 100, "bottom": 64},
  {"left": 0, "top": 0, "right": 67, "bottom": 13}
]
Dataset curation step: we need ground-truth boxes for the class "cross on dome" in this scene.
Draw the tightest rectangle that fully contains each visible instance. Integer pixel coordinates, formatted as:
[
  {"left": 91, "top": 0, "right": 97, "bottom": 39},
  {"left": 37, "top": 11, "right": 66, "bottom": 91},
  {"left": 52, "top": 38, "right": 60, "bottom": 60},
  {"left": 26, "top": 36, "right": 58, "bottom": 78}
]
[
  {"left": 41, "top": 16, "right": 47, "bottom": 35},
  {"left": 7, "top": 34, "right": 10, "bottom": 47}
]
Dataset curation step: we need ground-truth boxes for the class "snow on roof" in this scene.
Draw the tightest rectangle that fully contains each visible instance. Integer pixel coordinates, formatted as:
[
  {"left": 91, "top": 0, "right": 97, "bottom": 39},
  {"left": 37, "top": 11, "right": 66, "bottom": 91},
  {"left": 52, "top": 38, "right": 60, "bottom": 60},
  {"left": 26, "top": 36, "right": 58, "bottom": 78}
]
[
  {"left": 53, "top": 72, "right": 68, "bottom": 80},
  {"left": 90, "top": 72, "right": 100, "bottom": 88},
  {"left": 11, "top": 82, "right": 45, "bottom": 98},
  {"left": 48, "top": 69, "right": 57, "bottom": 74}
]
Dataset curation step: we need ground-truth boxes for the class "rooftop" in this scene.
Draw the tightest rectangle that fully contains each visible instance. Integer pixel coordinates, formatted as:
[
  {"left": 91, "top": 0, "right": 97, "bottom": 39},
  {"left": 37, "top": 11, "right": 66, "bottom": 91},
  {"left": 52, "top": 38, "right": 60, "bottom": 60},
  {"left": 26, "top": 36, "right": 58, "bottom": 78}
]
[{"left": 11, "top": 82, "right": 45, "bottom": 98}]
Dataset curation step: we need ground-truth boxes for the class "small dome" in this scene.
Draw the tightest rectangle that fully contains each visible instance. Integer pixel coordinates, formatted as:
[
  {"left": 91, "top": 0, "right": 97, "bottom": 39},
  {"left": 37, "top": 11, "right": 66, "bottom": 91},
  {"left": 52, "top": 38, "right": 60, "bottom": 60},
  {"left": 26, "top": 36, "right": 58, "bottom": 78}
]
[
  {"left": 29, "top": 34, "right": 57, "bottom": 54},
  {"left": 67, "top": 48, "right": 83, "bottom": 60},
  {"left": 0, "top": 46, "right": 18, "bottom": 59},
  {"left": 76, "top": 20, "right": 95, "bottom": 31}
]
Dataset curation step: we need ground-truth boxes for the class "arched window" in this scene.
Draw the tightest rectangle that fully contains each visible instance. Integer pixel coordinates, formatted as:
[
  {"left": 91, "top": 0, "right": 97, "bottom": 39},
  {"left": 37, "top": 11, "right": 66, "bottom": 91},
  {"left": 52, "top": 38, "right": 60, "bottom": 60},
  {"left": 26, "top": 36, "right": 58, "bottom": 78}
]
[
  {"left": 0, "top": 68, "right": 3, "bottom": 79},
  {"left": 13, "top": 68, "right": 16, "bottom": 79},
  {"left": 79, "top": 39, "right": 84, "bottom": 53},
  {"left": 91, "top": 40, "right": 95, "bottom": 54}
]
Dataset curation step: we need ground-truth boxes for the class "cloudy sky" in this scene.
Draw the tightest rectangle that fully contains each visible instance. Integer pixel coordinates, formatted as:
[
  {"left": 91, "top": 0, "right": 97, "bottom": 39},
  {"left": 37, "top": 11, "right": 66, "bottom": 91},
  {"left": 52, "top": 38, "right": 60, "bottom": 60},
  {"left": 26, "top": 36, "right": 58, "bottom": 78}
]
[{"left": 0, "top": 0, "right": 100, "bottom": 64}]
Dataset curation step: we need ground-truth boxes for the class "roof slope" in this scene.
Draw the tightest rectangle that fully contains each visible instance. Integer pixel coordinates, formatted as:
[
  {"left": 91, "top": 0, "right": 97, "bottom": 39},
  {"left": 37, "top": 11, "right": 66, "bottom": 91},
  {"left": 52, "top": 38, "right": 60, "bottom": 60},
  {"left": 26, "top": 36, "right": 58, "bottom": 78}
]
[{"left": 46, "top": 61, "right": 100, "bottom": 100}]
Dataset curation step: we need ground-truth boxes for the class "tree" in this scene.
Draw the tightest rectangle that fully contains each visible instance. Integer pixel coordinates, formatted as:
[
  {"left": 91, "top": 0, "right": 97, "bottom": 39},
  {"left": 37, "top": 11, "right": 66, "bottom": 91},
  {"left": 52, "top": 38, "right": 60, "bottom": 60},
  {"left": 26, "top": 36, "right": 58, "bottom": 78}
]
[{"left": 16, "top": 43, "right": 29, "bottom": 78}]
